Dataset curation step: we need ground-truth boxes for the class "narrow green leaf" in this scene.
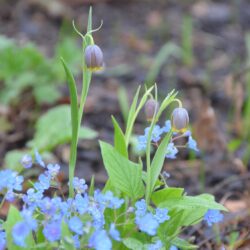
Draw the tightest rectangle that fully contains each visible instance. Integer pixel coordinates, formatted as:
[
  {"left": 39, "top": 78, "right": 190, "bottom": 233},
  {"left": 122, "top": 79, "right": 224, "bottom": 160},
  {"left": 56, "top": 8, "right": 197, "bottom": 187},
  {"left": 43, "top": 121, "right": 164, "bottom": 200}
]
[
  {"left": 60, "top": 58, "right": 79, "bottom": 140},
  {"left": 87, "top": 7, "right": 92, "bottom": 32},
  {"left": 125, "top": 86, "right": 154, "bottom": 146},
  {"left": 61, "top": 58, "right": 79, "bottom": 197},
  {"left": 89, "top": 175, "right": 95, "bottom": 196},
  {"left": 118, "top": 86, "right": 129, "bottom": 124},
  {"left": 100, "top": 141, "right": 144, "bottom": 199},
  {"left": 112, "top": 116, "right": 128, "bottom": 158},
  {"left": 125, "top": 86, "right": 141, "bottom": 138},
  {"left": 145, "top": 42, "right": 180, "bottom": 86},
  {"left": 149, "top": 132, "right": 172, "bottom": 195}
]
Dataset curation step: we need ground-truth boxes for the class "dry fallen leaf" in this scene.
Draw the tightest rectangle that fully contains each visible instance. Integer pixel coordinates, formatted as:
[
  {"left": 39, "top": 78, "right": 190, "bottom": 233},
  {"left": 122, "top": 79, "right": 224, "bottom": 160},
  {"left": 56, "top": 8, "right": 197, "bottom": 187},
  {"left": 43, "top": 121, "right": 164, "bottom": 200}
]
[{"left": 224, "top": 199, "right": 247, "bottom": 212}]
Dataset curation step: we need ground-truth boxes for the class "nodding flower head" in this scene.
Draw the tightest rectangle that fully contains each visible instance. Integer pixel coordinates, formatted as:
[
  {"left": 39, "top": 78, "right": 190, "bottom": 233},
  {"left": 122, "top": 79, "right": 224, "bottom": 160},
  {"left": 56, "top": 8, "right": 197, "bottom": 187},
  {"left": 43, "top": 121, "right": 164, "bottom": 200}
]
[
  {"left": 171, "top": 107, "right": 189, "bottom": 132},
  {"left": 85, "top": 44, "right": 104, "bottom": 71},
  {"left": 145, "top": 99, "right": 159, "bottom": 121}
]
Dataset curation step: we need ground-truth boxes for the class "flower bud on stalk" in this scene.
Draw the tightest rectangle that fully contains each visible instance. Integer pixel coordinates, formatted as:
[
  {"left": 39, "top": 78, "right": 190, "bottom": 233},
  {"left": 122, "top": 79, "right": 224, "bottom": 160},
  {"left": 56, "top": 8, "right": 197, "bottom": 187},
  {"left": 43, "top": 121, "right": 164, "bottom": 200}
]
[
  {"left": 145, "top": 99, "right": 159, "bottom": 121},
  {"left": 85, "top": 44, "right": 104, "bottom": 71},
  {"left": 171, "top": 107, "right": 189, "bottom": 132}
]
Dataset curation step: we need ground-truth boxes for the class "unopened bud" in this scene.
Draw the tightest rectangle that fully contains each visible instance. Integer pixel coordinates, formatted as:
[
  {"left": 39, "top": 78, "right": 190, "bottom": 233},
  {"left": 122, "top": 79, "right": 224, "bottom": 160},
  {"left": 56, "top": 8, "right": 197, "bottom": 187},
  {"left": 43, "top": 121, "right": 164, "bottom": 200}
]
[
  {"left": 145, "top": 99, "right": 159, "bottom": 121},
  {"left": 85, "top": 44, "right": 104, "bottom": 71},
  {"left": 171, "top": 107, "right": 189, "bottom": 132},
  {"left": 127, "top": 207, "right": 135, "bottom": 213},
  {"left": 20, "top": 154, "right": 33, "bottom": 169}
]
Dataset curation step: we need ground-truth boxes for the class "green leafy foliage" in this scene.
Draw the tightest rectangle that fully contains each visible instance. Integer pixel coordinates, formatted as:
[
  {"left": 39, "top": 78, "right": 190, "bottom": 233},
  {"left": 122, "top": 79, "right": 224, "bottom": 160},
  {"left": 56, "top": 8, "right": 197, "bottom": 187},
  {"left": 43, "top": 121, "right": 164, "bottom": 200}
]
[
  {"left": 4, "top": 105, "right": 97, "bottom": 172},
  {"left": 172, "top": 237, "right": 198, "bottom": 249},
  {"left": 0, "top": 34, "right": 80, "bottom": 105},
  {"left": 122, "top": 238, "right": 144, "bottom": 250},
  {"left": 4, "top": 150, "right": 29, "bottom": 172},
  {"left": 27, "top": 105, "right": 97, "bottom": 151},
  {"left": 61, "top": 220, "right": 76, "bottom": 250},
  {"left": 3, "top": 206, "right": 35, "bottom": 250},
  {"left": 112, "top": 116, "right": 128, "bottom": 158},
  {"left": 100, "top": 141, "right": 144, "bottom": 199},
  {"left": 117, "top": 86, "right": 130, "bottom": 124},
  {"left": 125, "top": 86, "right": 154, "bottom": 146},
  {"left": 153, "top": 192, "right": 226, "bottom": 211},
  {"left": 149, "top": 132, "right": 172, "bottom": 195}
]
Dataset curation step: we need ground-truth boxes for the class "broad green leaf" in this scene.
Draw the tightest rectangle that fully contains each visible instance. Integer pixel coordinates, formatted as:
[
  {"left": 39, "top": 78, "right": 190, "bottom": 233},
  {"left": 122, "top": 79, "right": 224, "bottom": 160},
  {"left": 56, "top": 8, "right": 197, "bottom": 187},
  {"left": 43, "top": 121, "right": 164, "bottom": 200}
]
[
  {"left": 33, "top": 84, "right": 61, "bottom": 104},
  {"left": 178, "top": 207, "right": 207, "bottom": 226},
  {"left": 54, "top": 37, "right": 81, "bottom": 75},
  {"left": 100, "top": 141, "right": 144, "bottom": 199},
  {"left": 27, "top": 105, "right": 97, "bottom": 151},
  {"left": 157, "top": 193, "right": 227, "bottom": 211},
  {"left": 149, "top": 132, "right": 172, "bottom": 195},
  {"left": 122, "top": 238, "right": 144, "bottom": 250},
  {"left": 159, "top": 210, "right": 185, "bottom": 238},
  {"left": 154, "top": 190, "right": 223, "bottom": 228},
  {"left": 152, "top": 187, "right": 184, "bottom": 205},
  {"left": 112, "top": 116, "right": 128, "bottom": 158},
  {"left": 4, "top": 205, "right": 35, "bottom": 250},
  {"left": 171, "top": 237, "right": 198, "bottom": 249},
  {"left": 78, "top": 126, "right": 98, "bottom": 139},
  {"left": 3, "top": 150, "right": 28, "bottom": 172}
]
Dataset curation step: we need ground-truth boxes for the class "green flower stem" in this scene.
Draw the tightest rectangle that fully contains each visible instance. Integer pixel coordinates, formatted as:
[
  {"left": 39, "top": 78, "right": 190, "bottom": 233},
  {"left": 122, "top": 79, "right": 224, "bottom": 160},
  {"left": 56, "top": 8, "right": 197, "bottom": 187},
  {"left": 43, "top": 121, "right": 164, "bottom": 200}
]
[
  {"left": 145, "top": 87, "right": 158, "bottom": 205},
  {"left": 145, "top": 90, "right": 179, "bottom": 204},
  {"left": 69, "top": 52, "right": 92, "bottom": 198},
  {"left": 68, "top": 125, "right": 79, "bottom": 197},
  {"left": 68, "top": 7, "right": 93, "bottom": 197},
  {"left": 78, "top": 65, "right": 92, "bottom": 127},
  {"left": 145, "top": 116, "right": 158, "bottom": 205}
]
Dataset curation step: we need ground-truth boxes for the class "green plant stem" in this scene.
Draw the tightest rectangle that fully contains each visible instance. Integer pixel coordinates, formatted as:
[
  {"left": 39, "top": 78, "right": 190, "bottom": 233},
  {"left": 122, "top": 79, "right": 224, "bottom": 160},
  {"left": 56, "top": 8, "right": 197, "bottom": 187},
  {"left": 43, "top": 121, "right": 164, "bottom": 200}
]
[
  {"left": 68, "top": 42, "right": 92, "bottom": 198},
  {"left": 145, "top": 87, "right": 158, "bottom": 205},
  {"left": 69, "top": 129, "right": 78, "bottom": 197}
]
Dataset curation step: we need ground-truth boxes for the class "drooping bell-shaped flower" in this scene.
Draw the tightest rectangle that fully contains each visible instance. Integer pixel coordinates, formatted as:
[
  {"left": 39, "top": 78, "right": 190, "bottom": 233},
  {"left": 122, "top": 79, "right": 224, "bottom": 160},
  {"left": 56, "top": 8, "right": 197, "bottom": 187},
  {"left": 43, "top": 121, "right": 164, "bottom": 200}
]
[
  {"left": 144, "top": 99, "right": 159, "bottom": 121},
  {"left": 85, "top": 44, "right": 104, "bottom": 71},
  {"left": 171, "top": 107, "right": 189, "bottom": 132}
]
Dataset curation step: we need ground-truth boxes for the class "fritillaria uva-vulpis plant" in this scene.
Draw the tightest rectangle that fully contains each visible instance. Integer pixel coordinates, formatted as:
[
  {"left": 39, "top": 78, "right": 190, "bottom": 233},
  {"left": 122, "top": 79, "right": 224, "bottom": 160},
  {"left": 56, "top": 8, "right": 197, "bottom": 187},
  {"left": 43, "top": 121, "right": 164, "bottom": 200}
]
[{"left": 0, "top": 8, "right": 227, "bottom": 250}]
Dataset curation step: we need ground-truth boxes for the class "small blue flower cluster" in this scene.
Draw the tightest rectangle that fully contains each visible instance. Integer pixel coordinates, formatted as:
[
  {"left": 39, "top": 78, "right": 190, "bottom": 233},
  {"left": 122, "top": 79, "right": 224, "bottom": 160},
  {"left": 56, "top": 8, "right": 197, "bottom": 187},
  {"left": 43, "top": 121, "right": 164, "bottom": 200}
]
[
  {"left": 204, "top": 209, "right": 224, "bottom": 227},
  {"left": 0, "top": 151, "right": 223, "bottom": 250},
  {"left": 0, "top": 169, "right": 23, "bottom": 202},
  {"left": 0, "top": 152, "right": 126, "bottom": 250},
  {"left": 136, "top": 120, "right": 199, "bottom": 158},
  {"left": 135, "top": 199, "right": 170, "bottom": 236}
]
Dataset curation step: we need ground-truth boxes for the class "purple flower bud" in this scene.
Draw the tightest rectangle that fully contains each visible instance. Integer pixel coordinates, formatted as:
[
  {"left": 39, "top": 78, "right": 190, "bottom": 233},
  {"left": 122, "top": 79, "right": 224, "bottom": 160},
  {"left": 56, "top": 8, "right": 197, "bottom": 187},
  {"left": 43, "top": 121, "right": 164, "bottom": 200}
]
[
  {"left": 171, "top": 107, "right": 189, "bottom": 132},
  {"left": 85, "top": 45, "right": 104, "bottom": 71},
  {"left": 144, "top": 99, "right": 159, "bottom": 121},
  {"left": 20, "top": 154, "right": 33, "bottom": 169}
]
